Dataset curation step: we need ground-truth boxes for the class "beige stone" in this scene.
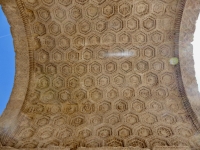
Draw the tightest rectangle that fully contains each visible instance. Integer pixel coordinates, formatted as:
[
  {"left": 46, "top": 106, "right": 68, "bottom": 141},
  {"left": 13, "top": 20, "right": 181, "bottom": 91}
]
[
  {"left": 0, "top": 0, "right": 200, "bottom": 150},
  {"left": 78, "top": 147, "right": 150, "bottom": 150},
  {"left": 153, "top": 146, "right": 191, "bottom": 150}
]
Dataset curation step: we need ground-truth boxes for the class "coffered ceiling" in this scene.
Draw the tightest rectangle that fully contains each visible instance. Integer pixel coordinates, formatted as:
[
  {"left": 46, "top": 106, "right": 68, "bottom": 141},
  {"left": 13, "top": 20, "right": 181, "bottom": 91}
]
[{"left": 0, "top": 0, "right": 200, "bottom": 149}]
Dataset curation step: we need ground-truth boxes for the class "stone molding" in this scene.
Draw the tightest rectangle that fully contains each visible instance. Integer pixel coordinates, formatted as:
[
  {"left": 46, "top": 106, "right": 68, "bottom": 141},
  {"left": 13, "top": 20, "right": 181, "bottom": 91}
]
[
  {"left": 0, "top": 0, "right": 29, "bottom": 133},
  {"left": 179, "top": 0, "right": 200, "bottom": 125},
  {"left": 0, "top": 146, "right": 191, "bottom": 150},
  {"left": 152, "top": 146, "right": 191, "bottom": 150}
]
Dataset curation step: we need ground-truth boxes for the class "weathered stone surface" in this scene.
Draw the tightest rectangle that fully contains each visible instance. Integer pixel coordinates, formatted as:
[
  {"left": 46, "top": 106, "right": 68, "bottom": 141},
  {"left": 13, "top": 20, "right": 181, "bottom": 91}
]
[
  {"left": 153, "top": 146, "right": 191, "bottom": 150},
  {"left": 78, "top": 147, "right": 150, "bottom": 150},
  {"left": 0, "top": 146, "right": 69, "bottom": 150},
  {"left": 0, "top": 0, "right": 200, "bottom": 149},
  {"left": 0, "top": 146, "right": 191, "bottom": 150},
  {"left": 179, "top": 0, "right": 200, "bottom": 126}
]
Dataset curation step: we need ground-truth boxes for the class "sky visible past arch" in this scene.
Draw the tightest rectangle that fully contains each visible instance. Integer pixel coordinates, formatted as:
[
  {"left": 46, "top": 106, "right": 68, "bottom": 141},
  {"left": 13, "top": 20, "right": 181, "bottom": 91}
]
[
  {"left": 0, "top": 6, "right": 15, "bottom": 115},
  {"left": 193, "top": 15, "right": 200, "bottom": 92}
]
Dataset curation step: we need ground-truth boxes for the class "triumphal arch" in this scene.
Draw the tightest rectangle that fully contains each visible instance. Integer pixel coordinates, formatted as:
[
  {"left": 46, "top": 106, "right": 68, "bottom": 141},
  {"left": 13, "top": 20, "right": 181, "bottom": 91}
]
[{"left": 0, "top": 0, "right": 200, "bottom": 149}]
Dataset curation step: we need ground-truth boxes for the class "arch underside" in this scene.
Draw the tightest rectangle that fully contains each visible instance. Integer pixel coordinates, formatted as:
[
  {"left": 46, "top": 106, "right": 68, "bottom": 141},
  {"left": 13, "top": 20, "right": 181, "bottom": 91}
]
[{"left": 0, "top": 0, "right": 200, "bottom": 149}]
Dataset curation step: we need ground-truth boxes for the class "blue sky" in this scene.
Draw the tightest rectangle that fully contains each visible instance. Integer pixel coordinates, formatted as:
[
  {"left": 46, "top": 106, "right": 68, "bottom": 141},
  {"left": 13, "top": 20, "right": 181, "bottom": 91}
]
[
  {"left": 0, "top": 6, "right": 199, "bottom": 115},
  {"left": 0, "top": 6, "right": 15, "bottom": 115}
]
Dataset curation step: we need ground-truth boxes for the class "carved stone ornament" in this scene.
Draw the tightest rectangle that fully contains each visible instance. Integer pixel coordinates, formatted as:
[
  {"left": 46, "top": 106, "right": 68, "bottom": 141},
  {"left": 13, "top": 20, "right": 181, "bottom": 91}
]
[
  {"left": 78, "top": 147, "right": 150, "bottom": 150},
  {"left": 153, "top": 146, "right": 191, "bottom": 150},
  {"left": 0, "top": 0, "right": 200, "bottom": 150},
  {"left": 0, "top": 146, "right": 192, "bottom": 150}
]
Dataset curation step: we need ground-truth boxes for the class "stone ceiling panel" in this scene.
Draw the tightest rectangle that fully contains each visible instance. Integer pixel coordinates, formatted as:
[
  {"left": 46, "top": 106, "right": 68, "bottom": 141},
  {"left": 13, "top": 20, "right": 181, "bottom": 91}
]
[{"left": 0, "top": 0, "right": 200, "bottom": 149}]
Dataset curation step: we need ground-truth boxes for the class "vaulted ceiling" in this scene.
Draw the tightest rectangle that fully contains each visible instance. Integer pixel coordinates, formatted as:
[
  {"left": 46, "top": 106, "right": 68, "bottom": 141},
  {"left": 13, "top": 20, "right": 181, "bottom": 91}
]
[{"left": 0, "top": 0, "right": 200, "bottom": 149}]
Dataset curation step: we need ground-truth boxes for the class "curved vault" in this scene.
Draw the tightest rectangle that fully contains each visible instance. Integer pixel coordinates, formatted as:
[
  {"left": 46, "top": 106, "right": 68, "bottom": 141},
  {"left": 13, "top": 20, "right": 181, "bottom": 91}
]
[{"left": 0, "top": 0, "right": 200, "bottom": 149}]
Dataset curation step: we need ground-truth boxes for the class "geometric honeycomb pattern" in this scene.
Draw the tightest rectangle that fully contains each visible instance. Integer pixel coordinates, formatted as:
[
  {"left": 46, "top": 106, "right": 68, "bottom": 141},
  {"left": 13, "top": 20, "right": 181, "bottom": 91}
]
[{"left": 1, "top": 0, "right": 199, "bottom": 149}]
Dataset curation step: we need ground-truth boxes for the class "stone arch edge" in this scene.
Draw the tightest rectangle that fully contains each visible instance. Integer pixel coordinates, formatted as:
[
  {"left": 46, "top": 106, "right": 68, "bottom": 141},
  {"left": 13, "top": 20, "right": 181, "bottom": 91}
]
[
  {"left": 177, "top": 0, "right": 200, "bottom": 130},
  {"left": 0, "top": 0, "right": 30, "bottom": 134}
]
